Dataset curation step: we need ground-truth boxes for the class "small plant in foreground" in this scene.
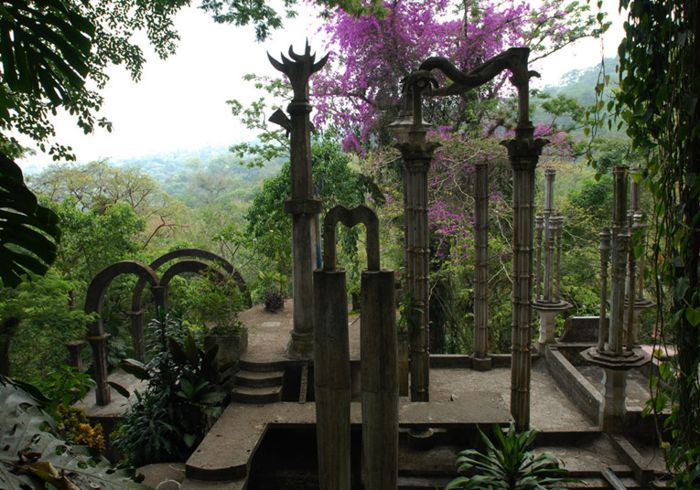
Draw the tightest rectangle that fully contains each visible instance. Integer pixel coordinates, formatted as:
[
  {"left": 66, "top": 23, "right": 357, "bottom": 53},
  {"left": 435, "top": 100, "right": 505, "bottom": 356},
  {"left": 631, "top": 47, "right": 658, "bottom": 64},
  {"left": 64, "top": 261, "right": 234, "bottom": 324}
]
[{"left": 445, "top": 423, "right": 572, "bottom": 490}]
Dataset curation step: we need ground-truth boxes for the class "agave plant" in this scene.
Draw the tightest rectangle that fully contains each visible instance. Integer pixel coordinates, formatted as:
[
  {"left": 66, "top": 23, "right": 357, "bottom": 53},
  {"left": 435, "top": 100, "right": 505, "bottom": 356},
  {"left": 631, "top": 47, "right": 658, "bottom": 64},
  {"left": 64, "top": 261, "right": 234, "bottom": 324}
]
[{"left": 445, "top": 423, "right": 572, "bottom": 490}]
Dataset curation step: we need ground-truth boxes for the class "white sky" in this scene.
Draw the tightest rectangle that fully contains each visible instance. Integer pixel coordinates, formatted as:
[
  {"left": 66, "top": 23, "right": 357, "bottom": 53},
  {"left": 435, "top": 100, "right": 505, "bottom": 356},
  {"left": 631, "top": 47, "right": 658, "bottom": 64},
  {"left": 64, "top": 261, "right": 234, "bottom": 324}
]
[{"left": 17, "top": 0, "right": 626, "bottom": 169}]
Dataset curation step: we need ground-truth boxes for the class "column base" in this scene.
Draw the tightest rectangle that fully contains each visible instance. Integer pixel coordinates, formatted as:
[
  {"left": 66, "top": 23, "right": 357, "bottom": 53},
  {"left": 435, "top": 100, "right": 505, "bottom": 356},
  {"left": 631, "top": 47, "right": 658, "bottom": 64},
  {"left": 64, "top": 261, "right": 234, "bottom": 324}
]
[
  {"left": 286, "top": 331, "right": 314, "bottom": 360},
  {"left": 472, "top": 355, "right": 492, "bottom": 371},
  {"left": 600, "top": 368, "right": 628, "bottom": 433},
  {"left": 407, "top": 428, "right": 435, "bottom": 450}
]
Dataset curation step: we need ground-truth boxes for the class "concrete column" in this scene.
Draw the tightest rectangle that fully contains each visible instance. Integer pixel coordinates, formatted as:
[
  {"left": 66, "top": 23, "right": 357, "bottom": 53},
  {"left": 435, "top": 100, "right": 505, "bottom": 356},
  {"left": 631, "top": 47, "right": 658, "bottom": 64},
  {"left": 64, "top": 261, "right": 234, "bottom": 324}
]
[
  {"left": 551, "top": 215, "right": 564, "bottom": 302},
  {"left": 600, "top": 368, "right": 628, "bottom": 432},
  {"left": 66, "top": 341, "right": 87, "bottom": 371},
  {"left": 534, "top": 215, "right": 544, "bottom": 300},
  {"left": 313, "top": 269, "right": 351, "bottom": 490},
  {"left": 392, "top": 77, "right": 438, "bottom": 403},
  {"left": 609, "top": 167, "right": 628, "bottom": 356},
  {"left": 598, "top": 228, "right": 611, "bottom": 352},
  {"left": 361, "top": 270, "right": 398, "bottom": 490},
  {"left": 87, "top": 334, "right": 111, "bottom": 405},
  {"left": 542, "top": 169, "right": 555, "bottom": 302},
  {"left": 473, "top": 161, "right": 490, "bottom": 366},
  {"left": 503, "top": 129, "right": 545, "bottom": 431},
  {"left": 269, "top": 45, "right": 328, "bottom": 360},
  {"left": 127, "top": 310, "right": 145, "bottom": 361},
  {"left": 625, "top": 228, "right": 637, "bottom": 350}
]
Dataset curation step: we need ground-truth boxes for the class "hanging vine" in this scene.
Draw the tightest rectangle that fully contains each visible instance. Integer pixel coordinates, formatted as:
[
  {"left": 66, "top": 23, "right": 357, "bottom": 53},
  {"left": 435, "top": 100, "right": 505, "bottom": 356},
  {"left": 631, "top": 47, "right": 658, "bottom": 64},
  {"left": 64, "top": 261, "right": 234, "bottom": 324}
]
[{"left": 597, "top": 0, "right": 699, "bottom": 486}]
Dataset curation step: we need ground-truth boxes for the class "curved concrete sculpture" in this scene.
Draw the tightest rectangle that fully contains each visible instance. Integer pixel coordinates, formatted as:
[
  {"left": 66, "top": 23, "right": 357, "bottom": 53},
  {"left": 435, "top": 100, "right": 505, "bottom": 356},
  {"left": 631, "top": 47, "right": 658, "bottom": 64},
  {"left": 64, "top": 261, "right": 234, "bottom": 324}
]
[
  {"left": 84, "top": 261, "right": 160, "bottom": 406},
  {"left": 315, "top": 205, "right": 398, "bottom": 490},
  {"left": 130, "top": 249, "right": 250, "bottom": 360}
]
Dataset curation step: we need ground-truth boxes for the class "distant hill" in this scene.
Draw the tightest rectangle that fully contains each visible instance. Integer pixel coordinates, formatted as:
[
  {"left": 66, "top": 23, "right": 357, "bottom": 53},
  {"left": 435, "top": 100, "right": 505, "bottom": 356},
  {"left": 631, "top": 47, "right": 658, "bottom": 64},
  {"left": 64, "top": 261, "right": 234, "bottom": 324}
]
[
  {"left": 110, "top": 146, "right": 284, "bottom": 199},
  {"left": 544, "top": 57, "right": 618, "bottom": 106}
]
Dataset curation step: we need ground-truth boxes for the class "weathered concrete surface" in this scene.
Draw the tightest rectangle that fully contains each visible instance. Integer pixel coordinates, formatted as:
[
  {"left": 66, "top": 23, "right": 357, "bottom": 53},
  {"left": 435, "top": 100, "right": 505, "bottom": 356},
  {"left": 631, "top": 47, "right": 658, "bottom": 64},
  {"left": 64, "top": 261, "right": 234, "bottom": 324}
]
[
  {"left": 76, "top": 368, "right": 147, "bottom": 419},
  {"left": 577, "top": 365, "right": 652, "bottom": 410},
  {"left": 136, "top": 463, "right": 186, "bottom": 489},
  {"left": 186, "top": 396, "right": 510, "bottom": 482},
  {"left": 429, "top": 361, "right": 595, "bottom": 431},
  {"left": 238, "top": 300, "right": 361, "bottom": 363}
]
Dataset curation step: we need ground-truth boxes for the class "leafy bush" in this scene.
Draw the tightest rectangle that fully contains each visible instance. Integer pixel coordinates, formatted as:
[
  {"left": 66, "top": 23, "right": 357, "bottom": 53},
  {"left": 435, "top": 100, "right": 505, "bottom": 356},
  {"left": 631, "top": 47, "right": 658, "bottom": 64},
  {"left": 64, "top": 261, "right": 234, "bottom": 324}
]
[
  {"left": 167, "top": 272, "right": 245, "bottom": 330},
  {"left": 114, "top": 315, "right": 230, "bottom": 466},
  {"left": 0, "top": 376, "right": 143, "bottom": 489},
  {"left": 446, "top": 423, "right": 572, "bottom": 490}
]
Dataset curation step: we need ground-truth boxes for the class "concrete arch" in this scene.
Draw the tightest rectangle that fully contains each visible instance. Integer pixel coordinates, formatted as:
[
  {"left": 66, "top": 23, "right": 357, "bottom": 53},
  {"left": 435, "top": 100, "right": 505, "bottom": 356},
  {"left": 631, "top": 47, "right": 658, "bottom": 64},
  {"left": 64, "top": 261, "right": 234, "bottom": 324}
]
[
  {"left": 84, "top": 261, "right": 159, "bottom": 406},
  {"left": 129, "top": 249, "right": 251, "bottom": 361}
]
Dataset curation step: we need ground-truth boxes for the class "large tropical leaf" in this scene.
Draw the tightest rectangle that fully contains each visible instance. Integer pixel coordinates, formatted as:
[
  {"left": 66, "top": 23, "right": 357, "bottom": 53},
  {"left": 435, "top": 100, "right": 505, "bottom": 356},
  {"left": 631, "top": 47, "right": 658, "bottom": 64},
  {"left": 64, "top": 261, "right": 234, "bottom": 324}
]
[
  {"left": 0, "top": 152, "right": 60, "bottom": 287},
  {"left": 0, "top": 377, "right": 145, "bottom": 489},
  {"left": 0, "top": 0, "right": 94, "bottom": 111}
]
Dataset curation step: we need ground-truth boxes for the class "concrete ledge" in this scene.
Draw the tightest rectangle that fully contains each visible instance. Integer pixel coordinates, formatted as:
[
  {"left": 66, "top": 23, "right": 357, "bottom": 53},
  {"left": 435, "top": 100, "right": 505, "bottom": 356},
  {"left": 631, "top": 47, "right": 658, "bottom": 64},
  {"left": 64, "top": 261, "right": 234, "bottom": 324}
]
[
  {"left": 608, "top": 434, "right": 656, "bottom": 486},
  {"left": 545, "top": 346, "right": 601, "bottom": 423},
  {"left": 429, "top": 353, "right": 514, "bottom": 369},
  {"left": 186, "top": 395, "right": 511, "bottom": 482}
]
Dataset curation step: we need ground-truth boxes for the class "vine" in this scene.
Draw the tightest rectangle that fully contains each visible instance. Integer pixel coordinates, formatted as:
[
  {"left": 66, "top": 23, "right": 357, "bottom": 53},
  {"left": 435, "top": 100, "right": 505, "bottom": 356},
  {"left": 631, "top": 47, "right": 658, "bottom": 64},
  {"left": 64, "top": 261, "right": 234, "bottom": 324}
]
[{"left": 590, "top": 1, "right": 700, "bottom": 486}]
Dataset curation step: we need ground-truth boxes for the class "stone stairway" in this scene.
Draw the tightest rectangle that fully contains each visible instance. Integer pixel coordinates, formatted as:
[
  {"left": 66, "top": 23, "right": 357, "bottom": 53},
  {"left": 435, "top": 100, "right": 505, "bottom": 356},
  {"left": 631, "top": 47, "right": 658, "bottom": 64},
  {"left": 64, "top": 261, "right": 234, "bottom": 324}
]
[{"left": 230, "top": 359, "right": 285, "bottom": 404}]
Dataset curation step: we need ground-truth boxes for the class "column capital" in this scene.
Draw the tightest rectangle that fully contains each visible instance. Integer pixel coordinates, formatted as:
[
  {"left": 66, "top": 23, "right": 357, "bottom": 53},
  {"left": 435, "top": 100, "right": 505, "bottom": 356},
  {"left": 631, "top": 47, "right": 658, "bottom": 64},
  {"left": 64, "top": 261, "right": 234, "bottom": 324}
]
[
  {"left": 501, "top": 137, "right": 548, "bottom": 168},
  {"left": 287, "top": 102, "right": 312, "bottom": 115},
  {"left": 396, "top": 141, "right": 440, "bottom": 169}
]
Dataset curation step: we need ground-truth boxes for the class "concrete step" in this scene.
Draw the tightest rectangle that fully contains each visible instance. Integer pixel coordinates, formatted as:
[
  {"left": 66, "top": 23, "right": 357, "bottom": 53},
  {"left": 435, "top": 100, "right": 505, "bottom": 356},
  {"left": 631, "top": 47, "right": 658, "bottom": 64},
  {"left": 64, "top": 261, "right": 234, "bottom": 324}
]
[
  {"left": 398, "top": 475, "right": 640, "bottom": 490},
  {"left": 239, "top": 358, "right": 288, "bottom": 373},
  {"left": 181, "top": 477, "right": 246, "bottom": 489},
  {"left": 398, "top": 476, "right": 451, "bottom": 489},
  {"left": 230, "top": 385, "right": 282, "bottom": 404},
  {"left": 234, "top": 369, "right": 284, "bottom": 388}
]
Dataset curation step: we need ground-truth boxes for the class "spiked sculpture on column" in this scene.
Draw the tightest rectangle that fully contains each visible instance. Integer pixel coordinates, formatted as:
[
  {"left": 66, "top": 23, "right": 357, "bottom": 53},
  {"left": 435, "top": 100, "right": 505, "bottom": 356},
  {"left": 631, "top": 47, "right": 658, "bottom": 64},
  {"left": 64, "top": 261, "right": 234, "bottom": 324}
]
[
  {"left": 533, "top": 169, "right": 571, "bottom": 350},
  {"left": 268, "top": 42, "right": 328, "bottom": 359}
]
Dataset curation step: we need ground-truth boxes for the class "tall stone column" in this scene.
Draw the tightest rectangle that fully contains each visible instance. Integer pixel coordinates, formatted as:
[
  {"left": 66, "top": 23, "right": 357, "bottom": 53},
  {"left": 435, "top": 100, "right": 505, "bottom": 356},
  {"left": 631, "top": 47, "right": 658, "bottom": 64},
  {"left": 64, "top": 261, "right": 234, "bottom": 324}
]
[
  {"left": 582, "top": 167, "right": 649, "bottom": 432},
  {"left": 625, "top": 169, "right": 654, "bottom": 343},
  {"left": 598, "top": 228, "right": 611, "bottom": 352},
  {"left": 503, "top": 130, "right": 545, "bottom": 431},
  {"left": 542, "top": 169, "right": 555, "bottom": 301},
  {"left": 473, "top": 161, "right": 491, "bottom": 369},
  {"left": 497, "top": 48, "right": 546, "bottom": 431},
  {"left": 534, "top": 216, "right": 544, "bottom": 300},
  {"left": 609, "top": 167, "right": 628, "bottom": 355},
  {"left": 269, "top": 44, "right": 328, "bottom": 359},
  {"left": 534, "top": 172, "right": 571, "bottom": 350},
  {"left": 391, "top": 74, "right": 438, "bottom": 403}
]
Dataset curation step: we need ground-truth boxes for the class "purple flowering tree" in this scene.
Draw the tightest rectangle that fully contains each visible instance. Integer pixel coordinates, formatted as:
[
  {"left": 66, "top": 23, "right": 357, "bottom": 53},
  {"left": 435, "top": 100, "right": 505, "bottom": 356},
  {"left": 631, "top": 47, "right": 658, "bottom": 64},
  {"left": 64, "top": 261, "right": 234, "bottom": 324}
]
[{"left": 312, "top": 0, "right": 599, "bottom": 152}]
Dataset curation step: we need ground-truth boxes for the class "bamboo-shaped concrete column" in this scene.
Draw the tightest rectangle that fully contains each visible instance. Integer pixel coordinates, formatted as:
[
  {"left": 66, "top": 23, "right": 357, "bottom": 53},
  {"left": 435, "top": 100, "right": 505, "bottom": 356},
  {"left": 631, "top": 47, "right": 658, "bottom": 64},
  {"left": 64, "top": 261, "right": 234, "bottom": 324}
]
[
  {"left": 314, "top": 205, "right": 397, "bottom": 490},
  {"left": 533, "top": 170, "right": 571, "bottom": 350},
  {"left": 392, "top": 73, "right": 438, "bottom": 402},
  {"left": 542, "top": 169, "right": 555, "bottom": 301},
  {"left": 581, "top": 169, "right": 649, "bottom": 432},
  {"left": 552, "top": 215, "right": 564, "bottom": 301},
  {"left": 501, "top": 48, "right": 546, "bottom": 431},
  {"left": 625, "top": 169, "right": 654, "bottom": 344},
  {"left": 416, "top": 47, "right": 544, "bottom": 428},
  {"left": 473, "top": 161, "right": 492, "bottom": 369},
  {"left": 609, "top": 166, "right": 628, "bottom": 355},
  {"left": 534, "top": 215, "right": 544, "bottom": 300},
  {"left": 269, "top": 43, "right": 328, "bottom": 359},
  {"left": 598, "top": 228, "right": 611, "bottom": 352}
]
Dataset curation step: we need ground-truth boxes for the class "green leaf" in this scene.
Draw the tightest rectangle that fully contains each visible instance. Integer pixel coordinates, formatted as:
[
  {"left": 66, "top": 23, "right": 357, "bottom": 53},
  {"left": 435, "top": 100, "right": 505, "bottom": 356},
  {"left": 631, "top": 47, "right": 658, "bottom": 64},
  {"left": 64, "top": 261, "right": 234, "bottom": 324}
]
[
  {"left": 685, "top": 307, "right": 700, "bottom": 327},
  {"left": 0, "top": 153, "right": 60, "bottom": 288}
]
